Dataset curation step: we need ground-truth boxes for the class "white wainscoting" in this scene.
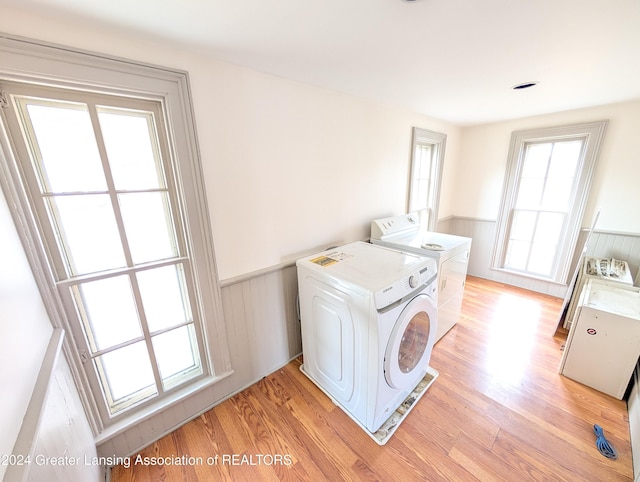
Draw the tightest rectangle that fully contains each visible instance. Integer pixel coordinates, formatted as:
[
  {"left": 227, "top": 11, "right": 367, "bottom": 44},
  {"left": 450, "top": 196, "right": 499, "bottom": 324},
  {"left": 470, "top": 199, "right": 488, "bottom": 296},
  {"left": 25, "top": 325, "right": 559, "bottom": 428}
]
[
  {"left": 6, "top": 329, "right": 102, "bottom": 482},
  {"left": 585, "top": 231, "right": 640, "bottom": 281},
  {"left": 220, "top": 264, "right": 302, "bottom": 383},
  {"left": 443, "top": 217, "right": 640, "bottom": 298},
  {"left": 96, "top": 223, "right": 640, "bottom": 460},
  {"left": 444, "top": 217, "right": 569, "bottom": 297}
]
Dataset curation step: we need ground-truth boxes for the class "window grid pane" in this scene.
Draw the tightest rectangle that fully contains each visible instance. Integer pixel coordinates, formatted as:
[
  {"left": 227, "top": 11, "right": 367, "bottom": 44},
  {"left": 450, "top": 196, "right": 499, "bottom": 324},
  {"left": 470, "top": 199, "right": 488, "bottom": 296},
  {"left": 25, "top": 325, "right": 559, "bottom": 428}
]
[
  {"left": 408, "top": 128, "right": 446, "bottom": 226},
  {"left": 23, "top": 100, "right": 108, "bottom": 193},
  {"left": 72, "top": 275, "right": 142, "bottom": 353},
  {"left": 505, "top": 239, "right": 530, "bottom": 271},
  {"left": 503, "top": 136, "right": 584, "bottom": 279},
  {"left": 416, "top": 145, "right": 433, "bottom": 180},
  {"left": 137, "top": 264, "right": 192, "bottom": 333},
  {"left": 97, "top": 107, "right": 165, "bottom": 191},
  {"left": 119, "top": 191, "right": 178, "bottom": 264},
  {"left": 152, "top": 324, "right": 202, "bottom": 390},
  {"left": 46, "top": 194, "right": 127, "bottom": 275},
  {"left": 94, "top": 341, "right": 158, "bottom": 411},
  {"left": 13, "top": 90, "right": 205, "bottom": 417}
]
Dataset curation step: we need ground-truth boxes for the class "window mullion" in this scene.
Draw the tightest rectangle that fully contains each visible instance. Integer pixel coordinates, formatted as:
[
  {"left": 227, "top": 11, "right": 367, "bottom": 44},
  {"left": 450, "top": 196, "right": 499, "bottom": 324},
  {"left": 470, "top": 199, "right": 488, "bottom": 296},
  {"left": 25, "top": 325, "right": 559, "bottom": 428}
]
[
  {"left": 55, "top": 256, "right": 190, "bottom": 288},
  {"left": 86, "top": 103, "right": 165, "bottom": 397},
  {"left": 86, "top": 103, "right": 134, "bottom": 267},
  {"left": 128, "top": 271, "right": 165, "bottom": 396},
  {"left": 89, "top": 334, "right": 146, "bottom": 358},
  {"left": 539, "top": 142, "right": 555, "bottom": 209},
  {"left": 525, "top": 211, "right": 541, "bottom": 272}
]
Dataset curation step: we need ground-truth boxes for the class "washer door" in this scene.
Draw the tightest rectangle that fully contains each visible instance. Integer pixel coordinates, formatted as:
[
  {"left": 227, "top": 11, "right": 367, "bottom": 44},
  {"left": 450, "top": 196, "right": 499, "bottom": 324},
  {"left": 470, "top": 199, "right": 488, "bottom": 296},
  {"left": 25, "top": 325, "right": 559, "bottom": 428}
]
[{"left": 384, "top": 293, "right": 437, "bottom": 389}]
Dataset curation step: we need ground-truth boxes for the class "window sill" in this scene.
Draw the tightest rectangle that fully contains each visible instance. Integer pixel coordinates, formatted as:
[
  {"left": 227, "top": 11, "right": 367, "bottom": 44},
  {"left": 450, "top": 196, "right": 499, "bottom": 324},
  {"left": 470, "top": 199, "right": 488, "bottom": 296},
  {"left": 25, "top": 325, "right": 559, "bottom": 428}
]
[
  {"left": 490, "top": 266, "right": 569, "bottom": 287},
  {"left": 94, "top": 368, "right": 234, "bottom": 446}
]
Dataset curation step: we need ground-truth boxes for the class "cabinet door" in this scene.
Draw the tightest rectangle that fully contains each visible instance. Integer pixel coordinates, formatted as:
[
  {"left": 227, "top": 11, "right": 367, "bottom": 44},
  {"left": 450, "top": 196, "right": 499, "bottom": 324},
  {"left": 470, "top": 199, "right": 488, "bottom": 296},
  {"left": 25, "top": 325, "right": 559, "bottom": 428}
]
[
  {"left": 439, "top": 249, "right": 470, "bottom": 303},
  {"left": 561, "top": 306, "right": 640, "bottom": 399},
  {"left": 435, "top": 248, "right": 470, "bottom": 342}
]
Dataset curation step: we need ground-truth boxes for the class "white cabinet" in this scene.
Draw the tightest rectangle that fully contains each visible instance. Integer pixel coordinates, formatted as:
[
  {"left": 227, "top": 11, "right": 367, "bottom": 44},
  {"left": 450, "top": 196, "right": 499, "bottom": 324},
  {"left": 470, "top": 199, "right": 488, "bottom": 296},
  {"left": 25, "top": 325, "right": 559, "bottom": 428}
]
[
  {"left": 436, "top": 247, "right": 470, "bottom": 341},
  {"left": 369, "top": 212, "right": 471, "bottom": 343},
  {"left": 564, "top": 257, "right": 633, "bottom": 329},
  {"left": 559, "top": 279, "right": 640, "bottom": 399}
]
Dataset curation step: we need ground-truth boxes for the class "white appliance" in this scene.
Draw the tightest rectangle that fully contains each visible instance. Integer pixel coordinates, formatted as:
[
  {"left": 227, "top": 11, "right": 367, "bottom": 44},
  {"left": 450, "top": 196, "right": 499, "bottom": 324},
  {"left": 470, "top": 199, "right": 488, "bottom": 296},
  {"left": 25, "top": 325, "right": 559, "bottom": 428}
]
[
  {"left": 559, "top": 279, "right": 640, "bottom": 399},
  {"left": 370, "top": 212, "right": 471, "bottom": 342},
  {"left": 296, "top": 241, "right": 439, "bottom": 444},
  {"left": 564, "top": 256, "right": 634, "bottom": 329}
]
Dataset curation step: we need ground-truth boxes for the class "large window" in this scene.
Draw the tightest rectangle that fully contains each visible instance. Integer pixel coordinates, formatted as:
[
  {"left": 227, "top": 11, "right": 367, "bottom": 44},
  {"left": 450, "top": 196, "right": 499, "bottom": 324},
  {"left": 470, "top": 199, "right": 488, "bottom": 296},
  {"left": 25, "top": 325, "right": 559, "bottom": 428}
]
[
  {"left": 408, "top": 127, "right": 446, "bottom": 230},
  {"left": 492, "top": 121, "right": 607, "bottom": 283},
  {"left": 0, "top": 37, "right": 231, "bottom": 432}
]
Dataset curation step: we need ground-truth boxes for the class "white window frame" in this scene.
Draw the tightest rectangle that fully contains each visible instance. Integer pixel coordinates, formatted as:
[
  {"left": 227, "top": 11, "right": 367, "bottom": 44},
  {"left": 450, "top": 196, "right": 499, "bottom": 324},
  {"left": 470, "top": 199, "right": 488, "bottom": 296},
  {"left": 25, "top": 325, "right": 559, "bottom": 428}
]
[
  {"left": 491, "top": 121, "right": 608, "bottom": 284},
  {"left": 407, "top": 127, "right": 446, "bottom": 231},
  {"left": 0, "top": 35, "right": 232, "bottom": 434}
]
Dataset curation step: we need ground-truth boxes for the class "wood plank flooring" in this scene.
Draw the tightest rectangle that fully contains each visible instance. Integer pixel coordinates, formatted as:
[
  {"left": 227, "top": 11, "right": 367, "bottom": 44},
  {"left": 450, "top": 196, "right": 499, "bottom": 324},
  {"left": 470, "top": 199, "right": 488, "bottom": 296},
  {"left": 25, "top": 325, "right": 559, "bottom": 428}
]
[{"left": 111, "top": 276, "right": 633, "bottom": 481}]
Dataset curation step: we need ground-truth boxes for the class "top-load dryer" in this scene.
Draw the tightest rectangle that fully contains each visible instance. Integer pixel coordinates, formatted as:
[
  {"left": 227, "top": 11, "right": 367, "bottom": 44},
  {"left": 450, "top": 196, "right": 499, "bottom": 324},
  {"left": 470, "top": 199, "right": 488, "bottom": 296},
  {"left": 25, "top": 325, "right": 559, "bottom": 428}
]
[
  {"left": 296, "top": 241, "right": 439, "bottom": 444},
  {"left": 371, "top": 212, "right": 471, "bottom": 342}
]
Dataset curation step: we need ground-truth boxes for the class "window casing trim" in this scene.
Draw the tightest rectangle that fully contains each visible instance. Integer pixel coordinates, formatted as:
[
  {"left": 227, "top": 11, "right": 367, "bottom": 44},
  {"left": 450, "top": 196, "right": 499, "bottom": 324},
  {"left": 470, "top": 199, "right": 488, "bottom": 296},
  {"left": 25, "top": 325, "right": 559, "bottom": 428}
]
[
  {"left": 0, "top": 34, "right": 232, "bottom": 434},
  {"left": 407, "top": 127, "right": 446, "bottom": 231},
  {"left": 491, "top": 121, "right": 608, "bottom": 284}
]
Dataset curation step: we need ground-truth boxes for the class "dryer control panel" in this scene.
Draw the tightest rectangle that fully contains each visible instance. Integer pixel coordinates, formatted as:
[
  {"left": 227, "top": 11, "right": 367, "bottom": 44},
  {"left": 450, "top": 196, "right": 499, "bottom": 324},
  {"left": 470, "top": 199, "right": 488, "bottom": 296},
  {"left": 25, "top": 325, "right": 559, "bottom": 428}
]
[
  {"left": 371, "top": 212, "right": 421, "bottom": 240},
  {"left": 374, "top": 261, "right": 437, "bottom": 311}
]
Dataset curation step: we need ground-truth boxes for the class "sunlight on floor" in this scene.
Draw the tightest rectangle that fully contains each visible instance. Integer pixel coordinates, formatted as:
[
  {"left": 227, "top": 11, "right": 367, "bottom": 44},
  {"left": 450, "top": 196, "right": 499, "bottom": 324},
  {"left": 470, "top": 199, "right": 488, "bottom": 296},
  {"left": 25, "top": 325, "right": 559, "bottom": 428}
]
[{"left": 485, "top": 293, "right": 541, "bottom": 385}]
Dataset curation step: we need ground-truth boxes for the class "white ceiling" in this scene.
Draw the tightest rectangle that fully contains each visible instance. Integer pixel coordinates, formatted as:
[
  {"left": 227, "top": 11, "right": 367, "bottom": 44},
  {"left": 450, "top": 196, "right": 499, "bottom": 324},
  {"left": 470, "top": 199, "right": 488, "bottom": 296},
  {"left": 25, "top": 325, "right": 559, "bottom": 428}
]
[{"left": 3, "top": 0, "right": 640, "bottom": 125}]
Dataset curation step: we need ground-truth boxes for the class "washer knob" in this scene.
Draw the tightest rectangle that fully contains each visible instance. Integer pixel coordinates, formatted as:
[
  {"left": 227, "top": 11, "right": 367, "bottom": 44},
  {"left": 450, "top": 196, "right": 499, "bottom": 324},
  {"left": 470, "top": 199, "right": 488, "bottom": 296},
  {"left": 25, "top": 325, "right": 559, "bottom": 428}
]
[{"left": 409, "top": 275, "right": 419, "bottom": 288}]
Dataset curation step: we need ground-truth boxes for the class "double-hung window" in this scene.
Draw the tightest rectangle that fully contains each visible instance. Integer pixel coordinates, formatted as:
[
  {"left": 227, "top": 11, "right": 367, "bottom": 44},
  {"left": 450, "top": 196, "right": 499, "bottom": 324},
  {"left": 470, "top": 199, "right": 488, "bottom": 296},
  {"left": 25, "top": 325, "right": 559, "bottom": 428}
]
[
  {"left": 408, "top": 127, "right": 446, "bottom": 230},
  {"left": 492, "top": 121, "right": 607, "bottom": 283},
  {"left": 0, "top": 37, "right": 230, "bottom": 432}
]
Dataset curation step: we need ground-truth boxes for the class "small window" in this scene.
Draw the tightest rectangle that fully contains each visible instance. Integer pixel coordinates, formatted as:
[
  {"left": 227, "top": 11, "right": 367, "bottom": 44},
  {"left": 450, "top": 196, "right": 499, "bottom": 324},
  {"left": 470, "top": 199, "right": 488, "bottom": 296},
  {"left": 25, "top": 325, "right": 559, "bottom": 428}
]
[
  {"left": 492, "top": 121, "right": 607, "bottom": 283},
  {"left": 408, "top": 127, "right": 446, "bottom": 230}
]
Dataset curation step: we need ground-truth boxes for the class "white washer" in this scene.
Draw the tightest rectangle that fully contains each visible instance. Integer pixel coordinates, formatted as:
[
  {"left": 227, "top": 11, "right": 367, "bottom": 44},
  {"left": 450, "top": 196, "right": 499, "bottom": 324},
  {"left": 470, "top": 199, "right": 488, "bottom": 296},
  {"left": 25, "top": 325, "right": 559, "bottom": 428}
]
[
  {"left": 371, "top": 212, "right": 472, "bottom": 342},
  {"left": 296, "top": 241, "right": 438, "bottom": 443}
]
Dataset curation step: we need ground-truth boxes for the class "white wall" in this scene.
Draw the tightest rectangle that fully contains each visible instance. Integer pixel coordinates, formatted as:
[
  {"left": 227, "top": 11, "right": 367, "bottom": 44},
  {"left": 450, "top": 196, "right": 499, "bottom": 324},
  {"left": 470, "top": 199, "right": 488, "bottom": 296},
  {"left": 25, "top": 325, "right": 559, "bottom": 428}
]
[
  {"left": 456, "top": 100, "right": 640, "bottom": 234},
  {"left": 0, "top": 182, "right": 53, "bottom": 481},
  {"left": 3, "top": 2, "right": 637, "bottom": 460},
  {"left": 1, "top": 167, "right": 99, "bottom": 482},
  {"left": 26, "top": 351, "right": 101, "bottom": 482},
  {"left": 0, "top": 5, "right": 460, "bottom": 281},
  {"left": 0, "top": 5, "right": 460, "bottom": 457},
  {"left": 193, "top": 66, "right": 460, "bottom": 279}
]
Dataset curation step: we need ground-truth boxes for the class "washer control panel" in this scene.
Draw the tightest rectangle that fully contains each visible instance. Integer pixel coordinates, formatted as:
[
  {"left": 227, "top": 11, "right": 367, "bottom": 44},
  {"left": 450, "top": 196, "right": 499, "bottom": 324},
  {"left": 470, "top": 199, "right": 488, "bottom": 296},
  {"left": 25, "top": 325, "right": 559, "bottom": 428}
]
[{"left": 374, "top": 260, "right": 437, "bottom": 310}]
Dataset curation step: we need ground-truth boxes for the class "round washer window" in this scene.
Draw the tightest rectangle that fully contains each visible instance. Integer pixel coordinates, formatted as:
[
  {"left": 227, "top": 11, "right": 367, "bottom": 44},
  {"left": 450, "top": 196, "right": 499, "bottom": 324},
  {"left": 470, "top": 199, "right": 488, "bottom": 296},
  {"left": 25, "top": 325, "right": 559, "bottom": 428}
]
[
  {"left": 398, "top": 311, "right": 431, "bottom": 373},
  {"left": 384, "top": 293, "right": 436, "bottom": 389}
]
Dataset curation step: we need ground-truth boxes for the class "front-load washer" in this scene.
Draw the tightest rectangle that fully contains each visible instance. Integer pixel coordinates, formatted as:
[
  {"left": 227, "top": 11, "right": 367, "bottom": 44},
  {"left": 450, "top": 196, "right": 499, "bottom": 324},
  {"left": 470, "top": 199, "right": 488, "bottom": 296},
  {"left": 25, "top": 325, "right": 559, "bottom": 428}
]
[
  {"left": 371, "top": 212, "right": 472, "bottom": 342},
  {"left": 296, "top": 241, "right": 439, "bottom": 444}
]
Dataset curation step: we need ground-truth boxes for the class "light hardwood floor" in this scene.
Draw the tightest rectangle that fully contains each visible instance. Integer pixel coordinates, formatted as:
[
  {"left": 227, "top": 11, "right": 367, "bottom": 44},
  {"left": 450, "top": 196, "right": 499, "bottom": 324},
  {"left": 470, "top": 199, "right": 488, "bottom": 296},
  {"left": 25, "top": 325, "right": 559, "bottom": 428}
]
[{"left": 112, "top": 276, "right": 633, "bottom": 481}]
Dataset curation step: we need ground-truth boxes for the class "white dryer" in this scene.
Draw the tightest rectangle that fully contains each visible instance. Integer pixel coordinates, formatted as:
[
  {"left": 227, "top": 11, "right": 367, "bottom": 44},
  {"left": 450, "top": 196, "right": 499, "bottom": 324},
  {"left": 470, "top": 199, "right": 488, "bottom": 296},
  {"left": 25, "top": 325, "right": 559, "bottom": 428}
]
[
  {"left": 296, "top": 241, "right": 438, "bottom": 444},
  {"left": 371, "top": 212, "right": 472, "bottom": 342}
]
